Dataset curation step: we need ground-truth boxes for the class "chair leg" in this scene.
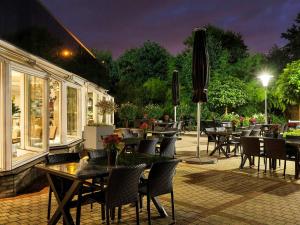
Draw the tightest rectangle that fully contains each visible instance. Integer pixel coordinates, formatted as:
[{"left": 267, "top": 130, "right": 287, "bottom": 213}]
[
  {"left": 47, "top": 188, "right": 52, "bottom": 220},
  {"left": 171, "top": 191, "right": 175, "bottom": 222},
  {"left": 136, "top": 200, "right": 140, "bottom": 225},
  {"left": 118, "top": 206, "right": 122, "bottom": 222},
  {"left": 101, "top": 204, "right": 105, "bottom": 220},
  {"left": 106, "top": 206, "right": 110, "bottom": 225},
  {"left": 139, "top": 194, "right": 143, "bottom": 209},
  {"left": 147, "top": 194, "right": 151, "bottom": 225},
  {"left": 258, "top": 156, "right": 260, "bottom": 172},
  {"left": 264, "top": 157, "right": 267, "bottom": 173},
  {"left": 284, "top": 160, "right": 287, "bottom": 178},
  {"left": 207, "top": 143, "right": 209, "bottom": 154}
]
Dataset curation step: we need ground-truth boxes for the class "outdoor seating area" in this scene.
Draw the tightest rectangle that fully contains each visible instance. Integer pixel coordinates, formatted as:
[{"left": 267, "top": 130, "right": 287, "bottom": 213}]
[
  {"left": 3, "top": 135, "right": 300, "bottom": 224},
  {"left": 3, "top": 1, "right": 300, "bottom": 225}
]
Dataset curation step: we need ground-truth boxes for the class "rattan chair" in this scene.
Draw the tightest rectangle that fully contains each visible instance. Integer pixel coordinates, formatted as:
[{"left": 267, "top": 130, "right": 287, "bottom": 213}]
[
  {"left": 86, "top": 164, "right": 146, "bottom": 225},
  {"left": 264, "top": 138, "right": 297, "bottom": 177},
  {"left": 205, "top": 128, "right": 217, "bottom": 154},
  {"left": 88, "top": 149, "right": 107, "bottom": 159},
  {"left": 139, "top": 159, "right": 180, "bottom": 224},
  {"left": 159, "top": 137, "right": 176, "bottom": 158},
  {"left": 229, "top": 130, "right": 251, "bottom": 155},
  {"left": 240, "top": 137, "right": 264, "bottom": 172},
  {"left": 250, "top": 129, "right": 261, "bottom": 137},
  {"left": 137, "top": 139, "right": 158, "bottom": 155}
]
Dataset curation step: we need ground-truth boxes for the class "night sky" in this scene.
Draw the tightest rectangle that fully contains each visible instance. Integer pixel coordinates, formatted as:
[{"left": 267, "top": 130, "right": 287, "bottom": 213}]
[{"left": 41, "top": 0, "right": 300, "bottom": 58}]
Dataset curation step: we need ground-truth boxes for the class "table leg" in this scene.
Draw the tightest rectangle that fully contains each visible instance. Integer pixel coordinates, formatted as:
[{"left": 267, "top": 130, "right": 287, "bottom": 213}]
[
  {"left": 47, "top": 173, "right": 81, "bottom": 225},
  {"left": 151, "top": 197, "right": 168, "bottom": 218}
]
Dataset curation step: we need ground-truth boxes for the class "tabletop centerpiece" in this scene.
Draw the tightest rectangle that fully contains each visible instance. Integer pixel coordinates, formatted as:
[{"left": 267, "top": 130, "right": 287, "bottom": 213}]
[
  {"left": 103, "top": 134, "right": 122, "bottom": 166},
  {"left": 140, "top": 122, "right": 149, "bottom": 139}
]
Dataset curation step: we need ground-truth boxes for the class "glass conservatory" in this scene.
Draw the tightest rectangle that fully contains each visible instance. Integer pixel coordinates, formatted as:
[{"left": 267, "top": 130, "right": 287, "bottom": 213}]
[{"left": 0, "top": 40, "right": 114, "bottom": 172}]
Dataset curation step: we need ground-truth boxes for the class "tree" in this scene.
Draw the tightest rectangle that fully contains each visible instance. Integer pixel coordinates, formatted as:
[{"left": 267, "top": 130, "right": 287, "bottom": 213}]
[
  {"left": 281, "top": 13, "right": 300, "bottom": 60},
  {"left": 207, "top": 76, "right": 247, "bottom": 114},
  {"left": 143, "top": 78, "right": 167, "bottom": 104},
  {"left": 275, "top": 60, "right": 300, "bottom": 111}
]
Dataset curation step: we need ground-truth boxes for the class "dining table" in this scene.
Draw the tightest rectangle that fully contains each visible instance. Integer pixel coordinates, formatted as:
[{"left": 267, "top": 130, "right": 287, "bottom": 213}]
[
  {"left": 36, "top": 153, "right": 172, "bottom": 225},
  {"left": 206, "top": 130, "right": 241, "bottom": 158}
]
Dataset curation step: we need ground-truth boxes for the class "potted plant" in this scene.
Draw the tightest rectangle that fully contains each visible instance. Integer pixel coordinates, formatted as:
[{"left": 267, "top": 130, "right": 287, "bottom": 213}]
[
  {"left": 119, "top": 102, "right": 138, "bottom": 128},
  {"left": 95, "top": 99, "right": 118, "bottom": 124}
]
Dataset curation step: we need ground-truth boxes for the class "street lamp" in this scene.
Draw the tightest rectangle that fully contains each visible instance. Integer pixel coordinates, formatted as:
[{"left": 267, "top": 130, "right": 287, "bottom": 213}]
[{"left": 258, "top": 72, "right": 273, "bottom": 124}]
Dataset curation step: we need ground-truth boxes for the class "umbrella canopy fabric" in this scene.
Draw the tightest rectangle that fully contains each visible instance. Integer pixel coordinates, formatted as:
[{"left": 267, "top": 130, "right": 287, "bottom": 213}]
[
  {"left": 172, "top": 70, "right": 180, "bottom": 106},
  {"left": 192, "top": 28, "right": 209, "bottom": 103}
]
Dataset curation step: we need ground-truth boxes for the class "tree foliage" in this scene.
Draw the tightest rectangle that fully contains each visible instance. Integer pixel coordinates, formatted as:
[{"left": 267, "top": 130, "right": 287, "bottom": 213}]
[{"left": 275, "top": 60, "right": 300, "bottom": 109}]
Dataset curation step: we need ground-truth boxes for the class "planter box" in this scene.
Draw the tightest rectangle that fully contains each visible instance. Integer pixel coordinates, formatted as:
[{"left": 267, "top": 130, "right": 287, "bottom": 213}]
[{"left": 83, "top": 125, "right": 114, "bottom": 150}]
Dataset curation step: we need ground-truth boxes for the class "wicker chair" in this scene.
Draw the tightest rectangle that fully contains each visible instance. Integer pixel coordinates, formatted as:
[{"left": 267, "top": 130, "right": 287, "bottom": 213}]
[
  {"left": 86, "top": 164, "right": 146, "bottom": 225},
  {"left": 250, "top": 129, "right": 261, "bottom": 137},
  {"left": 159, "top": 137, "right": 176, "bottom": 158},
  {"left": 137, "top": 139, "right": 158, "bottom": 155},
  {"left": 139, "top": 159, "right": 180, "bottom": 224},
  {"left": 45, "top": 153, "right": 80, "bottom": 221},
  {"left": 264, "top": 138, "right": 297, "bottom": 177},
  {"left": 240, "top": 137, "right": 264, "bottom": 172},
  {"left": 88, "top": 149, "right": 107, "bottom": 159},
  {"left": 229, "top": 130, "right": 251, "bottom": 155},
  {"left": 205, "top": 128, "right": 217, "bottom": 154}
]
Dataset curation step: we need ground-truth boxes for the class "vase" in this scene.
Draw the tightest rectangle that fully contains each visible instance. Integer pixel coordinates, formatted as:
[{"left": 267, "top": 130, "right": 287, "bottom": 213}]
[{"left": 107, "top": 148, "right": 118, "bottom": 166}]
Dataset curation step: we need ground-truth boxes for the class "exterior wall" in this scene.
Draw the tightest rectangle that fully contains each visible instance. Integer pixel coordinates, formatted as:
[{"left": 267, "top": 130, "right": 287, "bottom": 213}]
[{"left": 0, "top": 40, "right": 114, "bottom": 173}]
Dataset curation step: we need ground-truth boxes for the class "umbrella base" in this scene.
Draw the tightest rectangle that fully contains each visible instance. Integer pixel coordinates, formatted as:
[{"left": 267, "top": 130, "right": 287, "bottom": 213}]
[{"left": 184, "top": 157, "right": 217, "bottom": 165}]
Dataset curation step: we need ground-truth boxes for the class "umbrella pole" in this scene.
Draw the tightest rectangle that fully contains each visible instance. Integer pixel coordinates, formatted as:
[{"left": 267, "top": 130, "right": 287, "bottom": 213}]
[
  {"left": 197, "top": 102, "right": 201, "bottom": 158},
  {"left": 174, "top": 106, "right": 177, "bottom": 122}
]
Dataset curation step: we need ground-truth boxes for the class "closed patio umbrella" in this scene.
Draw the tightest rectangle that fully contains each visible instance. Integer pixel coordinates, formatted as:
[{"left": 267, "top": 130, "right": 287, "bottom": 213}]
[
  {"left": 192, "top": 28, "right": 209, "bottom": 158},
  {"left": 172, "top": 70, "right": 180, "bottom": 122}
]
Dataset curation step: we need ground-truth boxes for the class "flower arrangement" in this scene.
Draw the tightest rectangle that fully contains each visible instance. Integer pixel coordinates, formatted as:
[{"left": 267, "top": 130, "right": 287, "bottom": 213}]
[
  {"left": 103, "top": 134, "right": 122, "bottom": 165},
  {"left": 140, "top": 122, "right": 149, "bottom": 139},
  {"left": 249, "top": 117, "right": 256, "bottom": 125}
]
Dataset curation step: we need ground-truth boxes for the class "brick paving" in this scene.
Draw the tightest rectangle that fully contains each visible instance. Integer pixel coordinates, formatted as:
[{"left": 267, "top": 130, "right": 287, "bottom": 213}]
[{"left": 1, "top": 134, "right": 300, "bottom": 224}]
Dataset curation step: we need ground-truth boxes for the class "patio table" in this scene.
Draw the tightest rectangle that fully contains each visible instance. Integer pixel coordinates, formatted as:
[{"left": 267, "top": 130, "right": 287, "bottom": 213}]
[
  {"left": 147, "top": 130, "right": 177, "bottom": 137},
  {"left": 207, "top": 130, "right": 241, "bottom": 158},
  {"left": 36, "top": 153, "right": 172, "bottom": 225}
]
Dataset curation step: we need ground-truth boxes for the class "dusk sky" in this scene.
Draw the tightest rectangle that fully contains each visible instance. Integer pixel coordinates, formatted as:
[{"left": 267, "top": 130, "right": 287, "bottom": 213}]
[{"left": 41, "top": 0, "right": 300, "bottom": 58}]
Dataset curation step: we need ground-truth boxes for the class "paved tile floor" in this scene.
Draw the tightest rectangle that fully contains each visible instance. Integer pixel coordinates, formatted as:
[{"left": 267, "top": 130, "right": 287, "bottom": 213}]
[{"left": 1, "top": 134, "right": 300, "bottom": 224}]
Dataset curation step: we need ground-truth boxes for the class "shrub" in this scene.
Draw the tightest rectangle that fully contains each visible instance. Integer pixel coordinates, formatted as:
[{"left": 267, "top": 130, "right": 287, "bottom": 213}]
[{"left": 144, "top": 104, "right": 164, "bottom": 119}]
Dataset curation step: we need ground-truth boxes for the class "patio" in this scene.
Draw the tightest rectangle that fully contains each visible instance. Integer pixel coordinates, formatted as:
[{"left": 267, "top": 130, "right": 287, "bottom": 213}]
[{"left": 1, "top": 134, "right": 300, "bottom": 225}]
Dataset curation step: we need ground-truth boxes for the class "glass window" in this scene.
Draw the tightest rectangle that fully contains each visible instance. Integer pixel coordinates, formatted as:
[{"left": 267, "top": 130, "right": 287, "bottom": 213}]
[
  {"left": 11, "top": 71, "right": 22, "bottom": 158},
  {"left": 27, "top": 76, "right": 45, "bottom": 149},
  {"left": 49, "top": 79, "right": 61, "bottom": 145},
  {"left": 67, "top": 86, "right": 79, "bottom": 138},
  {"left": 87, "top": 92, "right": 93, "bottom": 124},
  {"left": 11, "top": 70, "right": 47, "bottom": 166}
]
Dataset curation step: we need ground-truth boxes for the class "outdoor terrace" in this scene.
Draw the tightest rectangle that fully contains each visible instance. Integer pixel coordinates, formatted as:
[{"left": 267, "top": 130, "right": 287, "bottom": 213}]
[{"left": 1, "top": 134, "right": 300, "bottom": 225}]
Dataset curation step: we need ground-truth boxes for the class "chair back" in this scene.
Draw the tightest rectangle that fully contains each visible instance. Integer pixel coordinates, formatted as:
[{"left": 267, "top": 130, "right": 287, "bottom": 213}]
[
  {"left": 88, "top": 149, "right": 107, "bottom": 159},
  {"left": 250, "top": 129, "right": 261, "bottom": 137},
  {"left": 137, "top": 139, "right": 158, "bottom": 155},
  {"left": 177, "top": 121, "right": 183, "bottom": 130},
  {"left": 106, "top": 164, "right": 146, "bottom": 208},
  {"left": 205, "top": 128, "right": 217, "bottom": 142},
  {"left": 264, "top": 138, "right": 286, "bottom": 160},
  {"left": 148, "top": 159, "right": 180, "bottom": 197},
  {"left": 241, "top": 130, "right": 251, "bottom": 137},
  {"left": 46, "top": 152, "right": 80, "bottom": 164},
  {"left": 160, "top": 137, "right": 176, "bottom": 158},
  {"left": 240, "top": 137, "right": 261, "bottom": 156}
]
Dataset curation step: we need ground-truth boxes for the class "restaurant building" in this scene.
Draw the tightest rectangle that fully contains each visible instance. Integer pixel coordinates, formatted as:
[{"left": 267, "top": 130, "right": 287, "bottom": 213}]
[{"left": 0, "top": 0, "right": 114, "bottom": 197}]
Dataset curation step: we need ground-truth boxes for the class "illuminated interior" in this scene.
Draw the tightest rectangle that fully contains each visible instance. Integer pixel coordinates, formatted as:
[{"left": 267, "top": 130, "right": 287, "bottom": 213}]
[
  {"left": 49, "top": 78, "right": 61, "bottom": 145},
  {"left": 67, "top": 86, "right": 79, "bottom": 141},
  {"left": 11, "top": 70, "right": 47, "bottom": 166}
]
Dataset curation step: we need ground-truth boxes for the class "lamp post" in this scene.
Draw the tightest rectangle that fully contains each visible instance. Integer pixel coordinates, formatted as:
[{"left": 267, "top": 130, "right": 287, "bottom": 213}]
[{"left": 258, "top": 72, "right": 273, "bottom": 124}]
